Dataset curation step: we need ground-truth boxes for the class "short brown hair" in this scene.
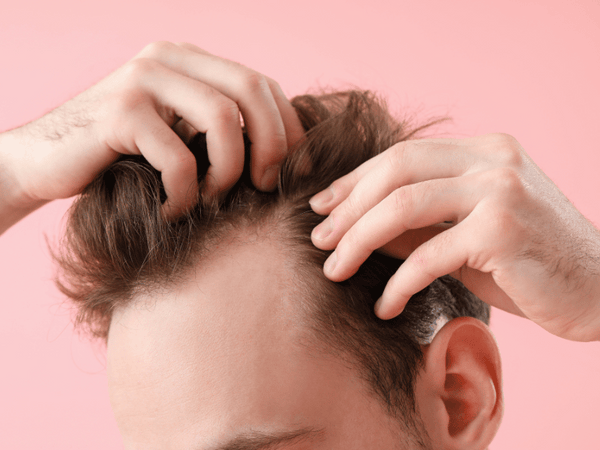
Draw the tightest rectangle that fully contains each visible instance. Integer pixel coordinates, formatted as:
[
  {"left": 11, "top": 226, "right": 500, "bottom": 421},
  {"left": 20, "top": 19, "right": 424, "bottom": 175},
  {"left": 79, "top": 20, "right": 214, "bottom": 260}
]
[{"left": 54, "top": 90, "right": 489, "bottom": 435}]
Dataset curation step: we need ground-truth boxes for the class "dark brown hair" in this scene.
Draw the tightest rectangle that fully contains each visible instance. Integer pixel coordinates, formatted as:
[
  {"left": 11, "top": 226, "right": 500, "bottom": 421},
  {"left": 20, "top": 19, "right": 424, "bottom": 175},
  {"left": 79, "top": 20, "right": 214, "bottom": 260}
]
[{"left": 54, "top": 90, "right": 489, "bottom": 436}]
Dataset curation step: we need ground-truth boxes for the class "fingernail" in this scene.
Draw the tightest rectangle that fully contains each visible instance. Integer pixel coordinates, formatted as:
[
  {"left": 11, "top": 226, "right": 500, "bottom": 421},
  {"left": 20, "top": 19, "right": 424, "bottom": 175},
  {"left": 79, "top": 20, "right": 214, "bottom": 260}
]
[
  {"left": 374, "top": 297, "right": 385, "bottom": 317},
  {"left": 324, "top": 252, "right": 337, "bottom": 276},
  {"left": 312, "top": 217, "right": 334, "bottom": 241},
  {"left": 374, "top": 296, "right": 403, "bottom": 320},
  {"left": 260, "top": 165, "right": 280, "bottom": 191},
  {"left": 309, "top": 186, "right": 334, "bottom": 210}
]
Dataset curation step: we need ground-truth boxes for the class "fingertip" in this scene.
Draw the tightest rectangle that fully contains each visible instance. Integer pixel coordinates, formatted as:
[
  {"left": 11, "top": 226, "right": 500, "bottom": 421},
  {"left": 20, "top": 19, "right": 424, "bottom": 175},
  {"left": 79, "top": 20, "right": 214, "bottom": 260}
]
[
  {"left": 161, "top": 192, "right": 199, "bottom": 222},
  {"left": 322, "top": 249, "right": 363, "bottom": 283},
  {"left": 311, "top": 229, "right": 335, "bottom": 251},
  {"left": 311, "top": 216, "right": 334, "bottom": 244},
  {"left": 200, "top": 170, "right": 219, "bottom": 198},
  {"left": 160, "top": 174, "right": 200, "bottom": 221},
  {"left": 309, "top": 186, "right": 335, "bottom": 214},
  {"left": 161, "top": 199, "right": 183, "bottom": 222},
  {"left": 374, "top": 298, "right": 386, "bottom": 318},
  {"left": 259, "top": 164, "right": 280, "bottom": 191},
  {"left": 202, "top": 142, "right": 244, "bottom": 197},
  {"left": 374, "top": 296, "right": 406, "bottom": 320},
  {"left": 323, "top": 251, "right": 338, "bottom": 278},
  {"left": 251, "top": 135, "right": 286, "bottom": 191}
]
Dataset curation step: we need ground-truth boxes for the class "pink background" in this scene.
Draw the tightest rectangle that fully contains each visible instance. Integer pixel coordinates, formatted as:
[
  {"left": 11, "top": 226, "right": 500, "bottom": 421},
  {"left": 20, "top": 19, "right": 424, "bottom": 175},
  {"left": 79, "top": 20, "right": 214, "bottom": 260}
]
[{"left": 1, "top": 0, "right": 599, "bottom": 448}]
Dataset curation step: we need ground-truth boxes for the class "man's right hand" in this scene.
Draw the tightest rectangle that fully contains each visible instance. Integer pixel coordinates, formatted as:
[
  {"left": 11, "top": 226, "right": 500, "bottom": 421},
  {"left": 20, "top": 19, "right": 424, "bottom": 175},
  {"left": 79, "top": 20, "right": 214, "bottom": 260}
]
[{"left": 0, "top": 41, "right": 303, "bottom": 230}]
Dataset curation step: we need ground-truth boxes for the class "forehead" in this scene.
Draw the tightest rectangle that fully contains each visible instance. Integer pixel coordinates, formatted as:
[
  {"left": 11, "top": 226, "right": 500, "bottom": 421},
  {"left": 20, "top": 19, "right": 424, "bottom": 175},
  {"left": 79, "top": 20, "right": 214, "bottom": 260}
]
[{"left": 107, "top": 239, "right": 398, "bottom": 449}]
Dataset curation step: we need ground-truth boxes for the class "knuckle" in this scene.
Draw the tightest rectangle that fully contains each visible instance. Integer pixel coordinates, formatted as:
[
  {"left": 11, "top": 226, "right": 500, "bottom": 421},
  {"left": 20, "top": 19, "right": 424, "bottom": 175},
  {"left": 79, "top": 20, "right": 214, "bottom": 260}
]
[
  {"left": 392, "top": 185, "right": 415, "bottom": 219},
  {"left": 409, "top": 244, "right": 432, "bottom": 273},
  {"left": 139, "top": 40, "right": 177, "bottom": 59},
  {"left": 341, "top": 227, "right": 371, "bottom": 257},
  {"left": 239, "top": 70, "right": 269, "bottom": 95},
  {"left": 488, "top": 166, "right": 525, "bottom": 198},
  {"left": 476, "top": 193, "right": 523, "bottom": 244},
  {"left": 264, "top": 76, "right": 282, "bottom": 92},
  {"left": 121, "top": 58, "right": 160, "bottom": 85},
  {"left": 174, "top": 41, "right": 195, "bottom": 50},
  {"left": 414, "top": 234, "right": 448, "bottom": 276},
  {"left": 387, "top": 142, "right": 409, "bottom": 171},
  {"left": 488, "top": 132, "right": 523, "bottom": 167},
  {"left": 212, "top": 97, "right": 241, "bottom": 126},
  {"left": 341, "top": 192, "right": 364, "bottom": 217},
  {"left": 388, "top": 140, "right": 420, "bottom": 174},
  {"left": 169, "top": 149, "right": 197, "bottom": 173},
  {"left": 493, "top": 132, "right": 519, "bottom": 146}
]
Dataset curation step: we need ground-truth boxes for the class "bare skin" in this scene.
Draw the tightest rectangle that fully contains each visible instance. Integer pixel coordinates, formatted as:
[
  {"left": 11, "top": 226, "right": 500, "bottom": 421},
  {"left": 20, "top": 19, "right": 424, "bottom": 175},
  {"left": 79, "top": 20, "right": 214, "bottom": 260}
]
[
  {"left": 4, "top": 41, "right": 597, "bottom": 447},
  {"left": 2, "top": 45, "right": 598, "bottom": 343},
  {"left": 0, "top": 41, "right": 304, "bottom": 231},
  {"left": 107, "top": 238, "right": 502, "bottom": 450},
  {"left": 310, "top": 134, "right": 600, "bottom": 341},
  {"left": 0, "top": 40, "right": 597, "bottom": 379},
  {"left": 107, "top": 241, "right": 414, "bottom": 449}
]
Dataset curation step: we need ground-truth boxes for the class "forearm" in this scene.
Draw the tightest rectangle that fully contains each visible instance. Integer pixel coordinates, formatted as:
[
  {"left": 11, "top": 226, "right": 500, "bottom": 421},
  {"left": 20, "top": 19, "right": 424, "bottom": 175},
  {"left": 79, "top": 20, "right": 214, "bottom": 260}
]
[
  {"left": 0, "top": 130, "right": 49, "bottom": 235},
  {"left": 583, "top": 263, "right": 600, "bottom": 342},
  {"left": 571, "top": 221, "right": 600, "bottom": 342}
]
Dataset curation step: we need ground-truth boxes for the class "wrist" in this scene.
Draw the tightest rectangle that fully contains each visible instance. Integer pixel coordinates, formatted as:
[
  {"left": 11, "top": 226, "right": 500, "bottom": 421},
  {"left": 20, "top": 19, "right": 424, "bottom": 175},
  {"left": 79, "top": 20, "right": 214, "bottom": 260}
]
[{"left": 0, "top": 130, "right": 49, "bottom": 234}]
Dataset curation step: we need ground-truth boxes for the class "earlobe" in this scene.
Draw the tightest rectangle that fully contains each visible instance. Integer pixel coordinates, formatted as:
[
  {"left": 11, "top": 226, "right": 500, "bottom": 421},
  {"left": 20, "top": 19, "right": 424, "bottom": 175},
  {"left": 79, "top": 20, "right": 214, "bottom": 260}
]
[{"left": 414, "top": 317, "right": 503, "bottom": 450}]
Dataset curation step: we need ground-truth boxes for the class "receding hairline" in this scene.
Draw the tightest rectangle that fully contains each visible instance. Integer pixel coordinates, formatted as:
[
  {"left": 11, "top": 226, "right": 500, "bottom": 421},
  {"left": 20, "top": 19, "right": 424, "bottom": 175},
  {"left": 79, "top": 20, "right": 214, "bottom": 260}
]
[{"left": 106, "top": 220, "right": 303, "bottom": 318}]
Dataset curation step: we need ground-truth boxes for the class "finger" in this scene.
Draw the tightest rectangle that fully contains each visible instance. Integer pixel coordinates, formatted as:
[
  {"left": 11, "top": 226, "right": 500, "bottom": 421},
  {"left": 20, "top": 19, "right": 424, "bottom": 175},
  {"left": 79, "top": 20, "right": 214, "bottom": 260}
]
[
  {"left": 377, "top": 223, "right": 526, "bottom": 319},
  {"left": 131, "top": 107, "right": 198, "bottom": 219},
  {"left": 173, "top": 44, "right": 304, "bottom": 182},
  {"left": 172, "top": 119, "right": 198, "bottom": 145},
  {"left": 264, "top": 76, "right": 305, "bottom": 149},
  {"left": 137, "top": 42, "right": 288, "bottom": 190},
  {"left": 374, "top": 221, "right": 472, "bottom": 319},
  {"left": 311, "top": 139, "right": 474, "bottom": 250},
  {"left": 309, "top": 151, "right": 386, "bottom": 215},
  {"left": 174, "top": 42, "right": 212, "bottom": 56},
  {"left": 309, "top": 138, "right": 473, "bottom": 215},
  {"left": 136, "top": 60, "right": 245, "bottom": 195},
  {"left": 379, "top": 224, "right": 526, "bottom": 318},
  {"left": 322, "top": 174, "right": 483, "bottom": 282}
]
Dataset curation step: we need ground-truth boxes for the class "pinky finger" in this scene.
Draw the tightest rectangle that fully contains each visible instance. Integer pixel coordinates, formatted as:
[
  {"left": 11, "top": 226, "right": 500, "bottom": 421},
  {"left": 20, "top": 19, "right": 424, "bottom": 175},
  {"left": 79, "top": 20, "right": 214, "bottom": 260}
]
[{"left": 374, "top": 220, "right": 473, "bottom": 319}]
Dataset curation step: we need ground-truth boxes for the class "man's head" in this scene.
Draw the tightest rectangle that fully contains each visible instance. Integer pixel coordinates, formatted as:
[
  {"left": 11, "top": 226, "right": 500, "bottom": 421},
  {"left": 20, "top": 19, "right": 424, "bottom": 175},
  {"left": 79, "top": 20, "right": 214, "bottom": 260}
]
[{"left": 55, "top": 91, "right": 503, "bottom": 449}]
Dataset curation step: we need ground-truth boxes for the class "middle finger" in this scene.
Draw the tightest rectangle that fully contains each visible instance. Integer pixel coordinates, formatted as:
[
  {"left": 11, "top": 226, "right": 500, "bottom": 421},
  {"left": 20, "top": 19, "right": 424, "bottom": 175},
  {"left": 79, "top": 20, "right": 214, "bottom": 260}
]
[
  {"left": 311, "top": 138, "right": 476, "bottom": 250},
  {"left": 322, "top": 173, "right": 484, "bottom": 282}
]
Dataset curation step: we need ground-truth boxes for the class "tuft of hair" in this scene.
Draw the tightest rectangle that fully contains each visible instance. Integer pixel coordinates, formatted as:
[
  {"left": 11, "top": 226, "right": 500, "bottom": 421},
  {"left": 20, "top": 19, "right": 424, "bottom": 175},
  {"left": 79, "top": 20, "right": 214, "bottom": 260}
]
[{"left": 53, "top": 90, "right": 488, "bottom": 433}]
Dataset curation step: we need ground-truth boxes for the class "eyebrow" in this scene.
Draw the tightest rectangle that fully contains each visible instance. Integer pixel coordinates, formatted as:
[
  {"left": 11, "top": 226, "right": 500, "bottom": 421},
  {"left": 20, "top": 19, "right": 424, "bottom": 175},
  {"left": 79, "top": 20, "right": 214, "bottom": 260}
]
[{"left": 206, "top": 427, "right": 326, "bottom": 450}]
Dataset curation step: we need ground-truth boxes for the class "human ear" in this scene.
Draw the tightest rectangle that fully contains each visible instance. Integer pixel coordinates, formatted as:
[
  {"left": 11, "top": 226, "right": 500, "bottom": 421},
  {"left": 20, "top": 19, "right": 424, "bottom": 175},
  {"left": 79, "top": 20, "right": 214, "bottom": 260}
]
[{"left": 414, "top": 317, "right": 503, "bottom": 450}]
